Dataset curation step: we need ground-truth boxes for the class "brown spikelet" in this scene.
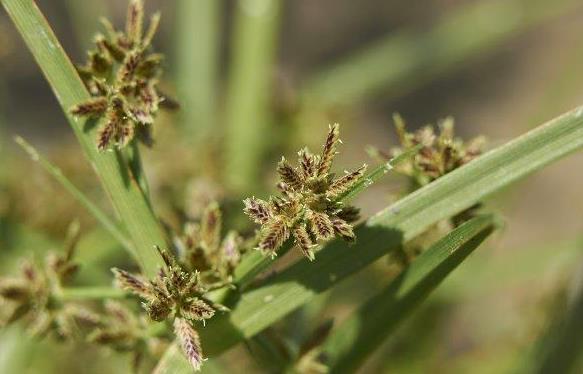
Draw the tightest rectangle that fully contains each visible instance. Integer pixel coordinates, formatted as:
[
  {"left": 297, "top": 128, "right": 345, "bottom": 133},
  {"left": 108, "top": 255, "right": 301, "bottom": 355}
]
[
  {"left": 308, "top": 211, "right": 334, "bottom": 241},
  {"left": 88, "top": 51, "right": 112, "bottom": 74},
  {"left": 0, "top": 279, "right": 30, "bottom": 301},
  {"left": 119, "top": 51, "right": 142, "bottom": 82},
  {"left": 258, "top": 219, "right": 289, "bottom": 254},
  {"left": 126, "top": 0, "right": 144, "bottom": 44},
  {"left": 299, "top": 148, "right": 316, "bottom": 179},
  {"left": 201, "top": 202, "right": 221, "bottom": 251},
  {"left": 146, "top": 299, "right": 172, "bottom": 322},
  {"left": 243, "top": 197, "right": 272, "bottom": 224},
  {"left": 96, "top": 36, "right": 125, "bottom": 62},
  {"left": 293, "top": 226, "right": 315, "bottom": 261},
  {"left": 174, "top": 318, "right": 204, "bottom": 371},
  {"left": 336, "top": 206, "right": 360, "bottom": 223},
  {"left": 331, "top": 217, "right": 355, "bottom": 242},
  {"left": 136, "top": 53, "right": 163, "bottom": 78},
  {"left": 143, "top": 12, "right": 161, "bottom": 47},
  {"left": 182, "top": 298, "right": 215, "bottom": 321},
  {"left": 70, "top": 97, "right": 108, "bottom": 117},
  {"left": 97, "top": 119, "right": 118, "bottom": 151},
  {"left": 317, "top": 123, "right": 340, "bottom": 176},
  {"left": 115, "top": 121, "right": 134, "bottom": 147},
  {"left": 326, "top": 164, "right": 367, "bottom": 199},
  {"left": 277, "top": 157, "right": 304, "bottom": 190},
  {"left": 112, "top": 268, "right": 152, "bottom": 299}
]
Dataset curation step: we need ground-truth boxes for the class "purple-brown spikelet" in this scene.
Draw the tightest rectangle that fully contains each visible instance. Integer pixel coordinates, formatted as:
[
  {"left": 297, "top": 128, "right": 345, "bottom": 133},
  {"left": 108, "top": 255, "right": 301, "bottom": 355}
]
[
  {"left": 182, "top": 298, "right": 215, "bottom": 321},
  {"left": 258, "top": 219, "right": 289, "bottom": 255},
  {"left": 336, "top": 206, "right": 360, "bottom": 223},
  {"left": 317, "top": 123, "right": 340, "bottom": 177},
  {"left": 0, "top": 279, "right": 30, "bottom": 301},
  {"left": 118, "top": 51, "right": 141, "bottom": 82},
  {"left": 126, "top": 0, "right": 144, "bottom": 44},
  {"left": 70, "top": 97, "right": 108, "bottom": 117},
  {"left": 293, "top": 226, "right": 315, "bottom": 261},
  {"left": 326, "top": 164, "right": 368, "bottom": 199},
  {"left": 112, "top": 268, "right": 152, "bottom": 299},
  {"left": 243, "top": 197, "right": 272, "bottom": 224},
  {"left": 277, "top": 157, "right": 304, "bottom": 190},
  {"left": 174, "top": 318, "right": 204, "bottom": 371},
  {"left": 331, "top": 218, "right": 356, "bottom": 242},
  {"left": 299, "top": 148, "right": 317, "bottom": 179},
  {"left": 309, "top": 211, "right": 334, "bottom": 241}
]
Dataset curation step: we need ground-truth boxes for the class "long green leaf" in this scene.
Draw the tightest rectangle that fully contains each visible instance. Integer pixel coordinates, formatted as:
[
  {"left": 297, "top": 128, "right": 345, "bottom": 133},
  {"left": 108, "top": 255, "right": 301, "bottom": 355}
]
[
  {"left": 14, "top": 136, "right": 134, "bottom": 255},
  {"left": 2, "top": 0, "right": 165, "bottom": 277},
  {"left": 175, "top": 0, "right": 221, "bottom": 143},
  {"left": 518, "top": 262, "right": 583, "bottom": 374},
  {"left": 160, "top": 105, "right": 583, "bottom": 367},
  {"left": 302, "top": 0, "right": 581, "bottom": 108},
  {"left": 323, "top": 215, "right": 496, "bottom": 372},
  {"left": 224, "top": 0, "right": 282, "bottom": 192}
]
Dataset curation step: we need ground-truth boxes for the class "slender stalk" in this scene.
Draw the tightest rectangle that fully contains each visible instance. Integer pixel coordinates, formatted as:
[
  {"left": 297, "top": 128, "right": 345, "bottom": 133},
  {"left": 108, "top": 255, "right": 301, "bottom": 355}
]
[
  {"left": 224, "top": 0, "right": 282, "bottom": 192},
  {"left": 175, "top": 0, "right": 221, "bottom": 143},
  {"left": 60, "top": 287, "right": 126, "bottom": 301},
  {"left": 2, "top": 0, "right": 165, "bottom": 277},
  {"left": 14, "top": 136, "right": 134, "bottom": 255}
]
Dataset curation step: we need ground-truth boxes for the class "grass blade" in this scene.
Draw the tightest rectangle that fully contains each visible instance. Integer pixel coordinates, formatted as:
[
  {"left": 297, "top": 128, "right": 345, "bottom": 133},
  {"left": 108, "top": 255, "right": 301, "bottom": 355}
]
[
  {"left": 322, "top": 215, "right": 496, "bottom": 372},
  {"left": 2, "top": 0, "right": 165, "bottom": 277},
  {"left": 224, "top": 0, "right": 282, "bottom": 192},
  {"left": 14, "top": 136, "right": 134, "bottom": 256},
  {"left": 518, "top": 262, "right": 583, "bottom": 374},
  {"left": 302, "top": 0, "right": 581, "bottom": 108},
  {"left": 175, "top": 0, "right": 221, "bottom": 143}
]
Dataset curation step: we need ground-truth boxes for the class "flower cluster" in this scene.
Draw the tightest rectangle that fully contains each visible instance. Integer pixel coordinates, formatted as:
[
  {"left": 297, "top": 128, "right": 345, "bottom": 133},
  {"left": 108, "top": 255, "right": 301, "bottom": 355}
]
[
  {"left": 70, "top": 0, "right": 174, "bottom": 150},
  {"left": 244, "top": 124, "right": 366, "bottom": 260},
  {"left": 88, "top": 300, "right": 168, "bottom": 371},
  {"left": 372, "top": 114, "right": 485, "bottom": 188},
  {"left": 0, "top": 223, "right": 98, "bottom": 339},
  {"left": 112, "top": 247, "right": 227, "bottom": 371},
  {"left": 173, "top": 202, "right": 244, "bottom": 284}
]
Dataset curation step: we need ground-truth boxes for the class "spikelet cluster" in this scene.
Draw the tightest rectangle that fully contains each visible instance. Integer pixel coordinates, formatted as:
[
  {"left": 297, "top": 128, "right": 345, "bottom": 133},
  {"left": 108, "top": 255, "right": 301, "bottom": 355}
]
[
  {"left": 173, "top": 202, "right": 243, "bottom": 284},
  {"left": 244, "top": 124, "right": 366, "bottom": 260},
  {"left": 70, "top": 0, "right": 175, "bottom": 151},
  {"left": 373, "top": 114, "right": 485, "bottom": 188},
  {"left": 0, "top": 223, "right": 99, "bottom": 339},
  {"left": 112, "top": 247, "right": 227, "bottom": 371},
  {"left": 88, "top": 300, "right": 168, "bottom": 371}
]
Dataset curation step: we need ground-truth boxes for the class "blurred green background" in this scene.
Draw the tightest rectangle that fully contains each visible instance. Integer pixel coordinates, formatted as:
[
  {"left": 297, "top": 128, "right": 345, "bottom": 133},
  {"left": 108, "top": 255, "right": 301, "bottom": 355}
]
[{"left": 1, "top": 0, "right": 583, "bottom": 372}]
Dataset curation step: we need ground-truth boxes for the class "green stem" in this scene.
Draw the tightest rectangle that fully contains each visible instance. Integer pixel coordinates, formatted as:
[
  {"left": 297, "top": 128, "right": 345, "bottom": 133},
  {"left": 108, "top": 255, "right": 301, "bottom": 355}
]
[
  {"left": 2, "top": 0, "right": 165, "bottom": 277},
  {"left": 224, "top": 0, "right": 282, "bottom": 192},
  {"left": 175, "top": 0, "right": 221, "bottom": 143},
  {"left": 60, "top": 287, "right": 126, "bottom": 301}
]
